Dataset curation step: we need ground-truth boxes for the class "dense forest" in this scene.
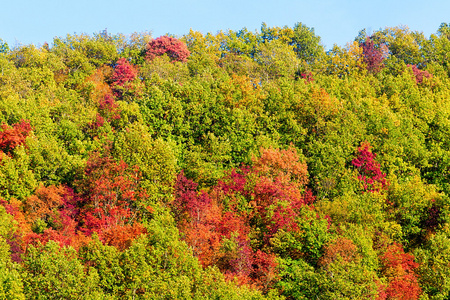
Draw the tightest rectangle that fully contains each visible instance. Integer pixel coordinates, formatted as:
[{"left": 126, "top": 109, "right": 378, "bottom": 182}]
[{"left": 1, "top": 22, "right": 450, "bottom": 299}]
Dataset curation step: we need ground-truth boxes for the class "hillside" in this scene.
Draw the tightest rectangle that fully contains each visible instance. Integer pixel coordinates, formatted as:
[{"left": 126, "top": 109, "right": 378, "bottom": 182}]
[{"left": 1, "top": 23, "right": 450, "bottom": 299}]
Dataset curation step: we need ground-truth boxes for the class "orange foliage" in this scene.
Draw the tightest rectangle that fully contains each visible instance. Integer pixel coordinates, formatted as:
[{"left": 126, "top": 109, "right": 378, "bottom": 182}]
[
  {"left": 24, "top": 184, "right": 65, "bottom": 224},
  {"left": 0, "top": 120, "right": 32, "bottom": 158},
  {"left": 252, "top": 146, "right": 308, "bottom": 187},
  {"left": 84, "top": 65, "right": 113, "bottom": 103},
  {"left": 378, "top": 243, "right": 422, "bottom": 300},
  {"left": 319, "top": 237, "right": 359, "bottom": 268},
  {"left": 184, "top": 220, "right": 222, "bottom": 267},
  {"left": 99, "top": 223, "right": 147, "bottom": 251},
  {"left": 173, "top": 147, "right": 312, "bottom": 290},
  {"left": 1, "top": 198, "right": 30, "bottom": 233}
]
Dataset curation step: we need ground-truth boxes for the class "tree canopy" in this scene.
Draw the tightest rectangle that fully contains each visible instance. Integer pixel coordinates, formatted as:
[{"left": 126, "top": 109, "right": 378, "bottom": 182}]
[{"left": 0, "top": 23, "right": 450, "bottom": 299}]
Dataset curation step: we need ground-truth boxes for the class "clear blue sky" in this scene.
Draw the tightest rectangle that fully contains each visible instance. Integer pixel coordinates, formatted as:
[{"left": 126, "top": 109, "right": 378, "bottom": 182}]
[{"left": 1, "top": 0, "right": 449, "bottom": 50}]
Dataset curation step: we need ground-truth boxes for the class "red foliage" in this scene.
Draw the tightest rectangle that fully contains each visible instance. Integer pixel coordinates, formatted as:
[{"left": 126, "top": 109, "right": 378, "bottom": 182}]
[
  {"left": 300, "top": 72, "right": 314, "bottom": 83},
  {"left": 6, "top": 233, "right": 23, "bottom": 263},
  {"left": 424, "top": 203, "right": 441, "bottom": 229},
  {"left": 173, "top": 170, "right": 209, "bottom": 222},
  {"left": 1, "top": 153, "right": 148, "bottom": 252},
  {"left": 408, "top": 64, "right": 432, "bottom": 84},
  {"left": 99, "top": 94, "right": 121, "bottom": 121},
  {"left": 111, "top": 58, "right": 138, "bottom": 98},
  {"left": 24, "top": 185, "right": 86, "bottom": 248},
  {"left": 0, "top": 185, "right": 88, "bottom": 256},
  {"left": 173, "top": 172, "right": 254, "bottom": 278},
  {"left": 146, "top": 36, "right": 190, "bottom": 62},
  {"left": 0, "top": 197, "right": 26, "bottom": 262},
  {"left": 112, "top": 58, "right": 138, "bottom": 86},
  {"left": 172, "top": 147, "right": 314, "bottom": 289},
  {"left": 319, "top": 237, "right": 359, "bottom": 268},
  {"left": 361, "top": 37, "right": 385, "bottom": 74},
  {"left": 173, "top": 172, "right": 223, "bottom": 266},
  {"left": 250, "top": 250, "right": 278, "bottom": 290},
  {"left": 24, "top": 185, "right": 65, "bottom": 223},
  {"left": 380, "top": 243, "right": 418, "bottom": 274},
  {"left": 78, "top": 154, "right": 147, "bottom": 235},
  {"left": 383, "top": 274, "right": 422, "bottom": 300},
  {"left": 89, "top": 94, "right": 122, "bottom": 132},
  {"left": 352, "top": 142, "right": 387, "bottom": 192},
  {"left": 0, "top": 120, "right": 32, "bottom": 157},
  {"left": 251, "top": 147, "right": 312, "bottom": 241},
  {"left": 219, "top": 166, "right": 251, "bottom": 196},
  {"left": 378, "top": 243, "right": 422, "bottom": 300},
  {"left": 99, "top": 223, "right": 147, "bottom": 251},
  {"left": 89, "top": 114, "right": 105, "bottom": 131}
]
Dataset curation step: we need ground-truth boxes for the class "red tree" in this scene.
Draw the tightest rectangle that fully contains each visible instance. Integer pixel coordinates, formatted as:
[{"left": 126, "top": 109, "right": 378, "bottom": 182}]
[
  {"left": 0, "top": 120, "right": 32, "bottom": 158},
  {"left": 88, "top": 94, "right": 122, "bottom": 134},
  {"left": 78, "top": 154, "right": 147, "bottom": 234},
  {"left": 352, "top": 142, "right": 387, "bottom": 192},
  {"left": 361, "top": 37, "right": 385, "bottom": 74},
  {"left": 112, "top": 58, "right": 138, "bottom": 86},
  {"left": 111, "top": 58, "right": 138, "bottom": 98},
  {"left": 378, "top": 243, "right": 422, "bottom": 300},
  {"left": 172, "top": 147, "right": 315, "bottom": 289},
  {"left": 0, "top": 185, "right": 86, "bottom": 254},
  {"left": 1, "top": 152, "right": 149, "bottom": 252},
  {"left": 408, "top": 64, "right": 432, "bottom": 84},
  {"left": 146, "top": 36, "right": 190, "bottom": 62},
  {"left": 300, "top": 72, "right": 314, "bottom": 83}
]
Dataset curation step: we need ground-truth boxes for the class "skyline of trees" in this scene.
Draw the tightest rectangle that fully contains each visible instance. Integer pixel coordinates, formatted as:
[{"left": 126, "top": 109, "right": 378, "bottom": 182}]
[{"left": 1, "top": 22, "right": 450, "bottom": 298}]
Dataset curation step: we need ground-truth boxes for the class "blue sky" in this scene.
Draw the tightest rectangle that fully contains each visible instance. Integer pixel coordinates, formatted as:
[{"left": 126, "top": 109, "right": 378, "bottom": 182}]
[{"left": 1, "top": 0, "right": 449, "bottom": 50}]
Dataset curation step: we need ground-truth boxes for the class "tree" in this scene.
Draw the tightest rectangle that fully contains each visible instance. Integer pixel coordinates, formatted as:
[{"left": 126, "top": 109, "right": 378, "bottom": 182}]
[
  {"left": 371, "top": 26, "right": 424, "bottom": 66},
  {"left": 290, "top": 22, "right": 325, "bottom": 63},
  {"left": 415, "top": 231, "right": 450, "bottom": 299},
  {"left": 361, "top": 37, "right": 385, "bottom": 74},
  {"left": 146, "top": 36, "right": 190, "bottom": 62},
  {"left": 379, "top": 243, "right": 422, "bottom": 300},
  {"left": 172, "top": 147, "right": 317, "bottom": 290},
  {"left": 21, "top": 241, "right": 103, "bottom": 299},
  {"left": 75, "top": 153, "right": 149, "bottom": 250},
  {"left": 407, "top": 64, "right": 432, "bottom": 84},
  {"left": 254, "top": 39, "right": 300, "bottom": 80},
  {"left": 111, "top": 58, "right": 138, "bottom": 98},
  {"left": 352, "top": 142, "right": 387, "bottom": 193},
  {"left": 0, "top": 206, "right": 25, "bottom": 299},
  {"left": 437, "top": 22, "right": 450, "bottom": 39},
  {"left": 0, "top": 120, "right": 32, "bottom": 158},
  {"left": 0, "top": 39, "right": 9, "bottom": 54}
]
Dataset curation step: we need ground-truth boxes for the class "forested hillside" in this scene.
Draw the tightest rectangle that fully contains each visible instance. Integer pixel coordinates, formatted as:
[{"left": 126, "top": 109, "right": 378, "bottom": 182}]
[{"left": 1, "top": 22, "right": 450, "bottom": 299}]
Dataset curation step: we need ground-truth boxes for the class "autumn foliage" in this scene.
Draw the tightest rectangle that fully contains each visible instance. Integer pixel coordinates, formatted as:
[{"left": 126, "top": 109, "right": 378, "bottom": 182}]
[
  {"left": 3, "top": 24, "right": 450, "bottom": 299},
  {"left": 378, "top": 243, "right": 422, "bottom": 300},
  {"left": 352, "top": 142, "right": 387, "bottom": 192},
  {"left": 146, "top": 36, "right": 190, "bottom": 62},
  {"left": 318, "top": 237, "right": 359, "bottom": 268},
  {"left": 0, "top": 120, "right": 32, "bottom": 158},
  {"left": 361, "top": 37, "right": 385, "bottom": 73},
  {"left": 172, "top": 147, "right": 315, "bottom": 289},
  {"left": 0, "top": 152, "right": 149, "bottom": 256},
  {"left": 111, "top": 58, "right": 138, "bottom": 98},
  {"left": 77, "top": 154, "right": 147, "bottom": 235},
  {"left": 408, "top": 64, "right": 432, "bottom": 84},
  {"left": 112, "top": 58, "right": 138, "bottom": 86}
]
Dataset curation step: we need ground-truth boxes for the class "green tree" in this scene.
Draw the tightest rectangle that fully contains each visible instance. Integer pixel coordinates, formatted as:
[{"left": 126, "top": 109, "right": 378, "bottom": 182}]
[
  {"left": 21, "top": 241, "right": 104, "bottom": 299},
  {"left": 0, "top": 39, "right": 9, "bottom": 54},
  {"left": 290, "top": 22, "right": 325, "bottom": 64}
]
